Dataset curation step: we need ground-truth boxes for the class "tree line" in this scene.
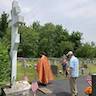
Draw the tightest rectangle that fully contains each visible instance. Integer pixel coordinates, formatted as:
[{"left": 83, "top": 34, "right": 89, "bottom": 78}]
[{"left": 0, "top": 12, "right": 96, "bottom": 58}]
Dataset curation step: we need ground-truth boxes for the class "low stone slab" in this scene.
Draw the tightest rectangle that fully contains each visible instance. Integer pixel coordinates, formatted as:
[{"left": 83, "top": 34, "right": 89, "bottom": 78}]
[{"left": 3, "top": 81, "right": 31, "bottom": 96}]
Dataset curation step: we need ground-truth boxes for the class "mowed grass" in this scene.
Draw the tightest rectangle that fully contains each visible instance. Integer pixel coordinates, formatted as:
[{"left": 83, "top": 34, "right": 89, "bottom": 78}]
[
  {"left": 88, "top": 64, "right": 96, "bottom": 74},
  {"left": 17, "top": 60, "right": 96, "bottom": 82},
  {"left": 17, "top": 60, "right": 37, "bottom": 83}
]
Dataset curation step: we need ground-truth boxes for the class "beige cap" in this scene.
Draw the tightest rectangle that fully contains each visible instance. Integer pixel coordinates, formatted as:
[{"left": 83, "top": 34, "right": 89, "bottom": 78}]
[{"left": 67, "top": 51, "right": 73, "bottom": 56}]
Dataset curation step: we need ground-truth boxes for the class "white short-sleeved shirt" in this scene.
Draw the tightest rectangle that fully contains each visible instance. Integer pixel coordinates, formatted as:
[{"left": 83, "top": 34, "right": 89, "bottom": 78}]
[{"left": 69, "top": 55, "right": 79, "bottom": 77}]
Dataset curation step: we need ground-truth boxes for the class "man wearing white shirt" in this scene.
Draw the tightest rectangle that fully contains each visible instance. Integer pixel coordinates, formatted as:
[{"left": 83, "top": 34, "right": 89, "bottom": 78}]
[{"left": 67, "top": 51, "right": 79, "bottom": 96}]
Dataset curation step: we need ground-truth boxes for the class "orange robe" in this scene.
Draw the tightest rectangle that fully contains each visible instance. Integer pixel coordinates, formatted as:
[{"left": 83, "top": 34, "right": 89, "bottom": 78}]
[{"left": 37, "top": 55, "right": 54, "bottom": 84}]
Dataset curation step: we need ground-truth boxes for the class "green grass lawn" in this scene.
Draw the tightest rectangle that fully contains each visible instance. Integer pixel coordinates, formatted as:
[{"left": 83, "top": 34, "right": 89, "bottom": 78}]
[
  {"left": 17, "top": 60, "right": 96, "bottom": 82},
  {"left": 17, "top": 60, "right": 36, "bottom": 83},
  {"left": 0, "top": 60, "right": 96, "bottom": 86},
  {"left": 88, "top": 64, "right": 96, "bottom": 74}
]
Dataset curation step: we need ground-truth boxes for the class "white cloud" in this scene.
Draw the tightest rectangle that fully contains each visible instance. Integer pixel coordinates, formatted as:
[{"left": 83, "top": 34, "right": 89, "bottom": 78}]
[
  {"left": 0, "top": 0, "right": 96, "bottom": 42},
  {"left": 0, "top": 0, "right": 12, "bottom": 14},
  {"left": 22, "top": 7, "right": 31, "bottom": 14}
]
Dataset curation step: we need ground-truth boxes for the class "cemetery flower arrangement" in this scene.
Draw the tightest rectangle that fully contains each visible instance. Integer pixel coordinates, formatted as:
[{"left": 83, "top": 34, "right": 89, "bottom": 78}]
[{"left": 84, "top": 86, "right": 92, "bottom": 95}]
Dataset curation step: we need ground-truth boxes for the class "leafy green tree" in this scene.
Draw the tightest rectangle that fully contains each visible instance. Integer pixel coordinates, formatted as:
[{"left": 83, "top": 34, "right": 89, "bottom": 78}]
[
  {"left": 18, "top": 23, "right": 83, "bottom": 57},
  {"left": 76, "top": 43, "right": 95, "bottom": 58},
  {"left": 0, "top": 12, "right": 9, "bottom": 38},
  {"left": 2, "top": 21, "right": 83, "bottom": 58},
  {"left": 2, "top": 27, "right": 11, "bottom": 48},
  {"left": 18, "top": 25, "right": 39, "bottom": 57},
  {"left": 70, "top": 31, "right": 82, "bottom": 51},
  {"left": 54, "top": 25, "right": 70, "bottom": 57},
  {"left": 58, "top": 41, "right": 75, "bottom": 56},
  {"left": 31, "top": 21, "right": 41, "bottom": 32},
  {"left": 38, "top": 23, "right": 56, "bottom": 56}
]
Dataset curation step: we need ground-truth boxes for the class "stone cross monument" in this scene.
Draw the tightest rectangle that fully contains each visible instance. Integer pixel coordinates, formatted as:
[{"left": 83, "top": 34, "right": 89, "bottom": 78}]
[
  {"left": 3, "top": 1, "right": 31, "bottom": 95},
  {"left": 10, "top": 0, "right": 24, "bottom": 87}
]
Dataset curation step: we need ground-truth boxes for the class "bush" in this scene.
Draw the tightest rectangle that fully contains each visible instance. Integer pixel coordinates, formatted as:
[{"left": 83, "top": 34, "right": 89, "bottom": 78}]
[{"left": 0, "top": 42, "right": 10, "bottom": 85}]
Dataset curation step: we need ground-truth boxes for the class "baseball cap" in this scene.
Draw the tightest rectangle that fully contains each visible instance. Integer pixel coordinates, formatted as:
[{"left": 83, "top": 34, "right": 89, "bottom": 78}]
[{"left": 66, "top": 51, "right": 73, "bottom": 56}]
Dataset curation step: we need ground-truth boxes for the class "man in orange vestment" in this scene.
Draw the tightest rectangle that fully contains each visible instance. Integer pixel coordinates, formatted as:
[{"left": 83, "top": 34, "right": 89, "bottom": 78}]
[{"left": 36, "top": 52, "right": 54, "bottom": 85}]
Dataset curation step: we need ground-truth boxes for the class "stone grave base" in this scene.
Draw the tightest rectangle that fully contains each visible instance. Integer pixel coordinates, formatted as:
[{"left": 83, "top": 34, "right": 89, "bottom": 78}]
[{"left": 3, "top": 81, "right": 31, "bottom": 96}]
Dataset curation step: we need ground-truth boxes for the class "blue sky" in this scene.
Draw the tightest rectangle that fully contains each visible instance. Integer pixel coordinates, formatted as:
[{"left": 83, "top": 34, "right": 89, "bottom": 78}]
[{"left": 0, "top": 0, "right": 96, "bottom": 43}]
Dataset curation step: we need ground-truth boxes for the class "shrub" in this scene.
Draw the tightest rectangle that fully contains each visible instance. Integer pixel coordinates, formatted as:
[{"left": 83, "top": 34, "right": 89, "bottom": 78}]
[{"left": 0, "top": 42, "right": 10, "bottom": 85}]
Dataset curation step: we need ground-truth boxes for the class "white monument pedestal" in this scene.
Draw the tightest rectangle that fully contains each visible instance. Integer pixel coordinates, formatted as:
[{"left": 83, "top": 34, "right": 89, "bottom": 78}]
[{"left": 3, "top": 81, "right": 31, "bottom": 96}]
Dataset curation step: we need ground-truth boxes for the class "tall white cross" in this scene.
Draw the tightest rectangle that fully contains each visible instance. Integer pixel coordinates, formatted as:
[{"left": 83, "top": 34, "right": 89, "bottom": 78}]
[{"left": 10, "top": 0, "right": 24, "bottom": 86}]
